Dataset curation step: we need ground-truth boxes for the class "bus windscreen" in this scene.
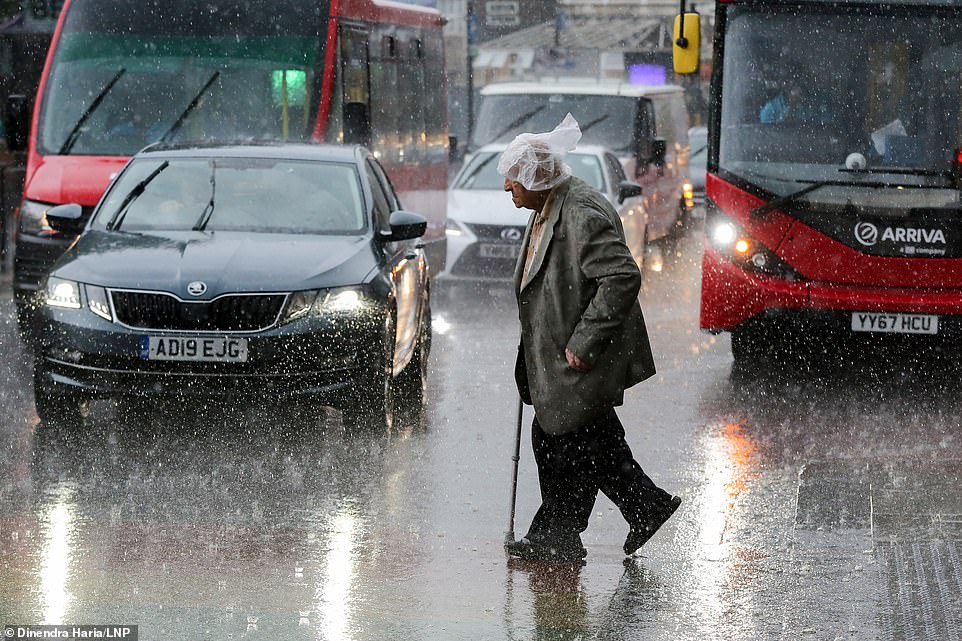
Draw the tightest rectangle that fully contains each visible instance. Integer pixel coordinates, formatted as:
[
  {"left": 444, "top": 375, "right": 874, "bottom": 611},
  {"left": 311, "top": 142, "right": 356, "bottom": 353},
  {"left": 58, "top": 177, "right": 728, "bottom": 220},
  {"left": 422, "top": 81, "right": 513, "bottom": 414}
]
[
  {"left": 38, "top": 0, "right": 330, "bottom": 156},
  {"left": 719, "top": 5, "right": 962, "bottom": 206}
]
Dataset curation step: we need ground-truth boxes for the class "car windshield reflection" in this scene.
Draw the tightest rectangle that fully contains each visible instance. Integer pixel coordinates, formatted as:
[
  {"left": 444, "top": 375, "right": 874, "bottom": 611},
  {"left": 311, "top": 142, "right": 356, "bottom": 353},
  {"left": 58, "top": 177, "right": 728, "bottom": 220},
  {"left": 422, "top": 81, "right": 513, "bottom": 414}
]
[{"left": 94, "top": 158, "right": 367, "bottom": 234}]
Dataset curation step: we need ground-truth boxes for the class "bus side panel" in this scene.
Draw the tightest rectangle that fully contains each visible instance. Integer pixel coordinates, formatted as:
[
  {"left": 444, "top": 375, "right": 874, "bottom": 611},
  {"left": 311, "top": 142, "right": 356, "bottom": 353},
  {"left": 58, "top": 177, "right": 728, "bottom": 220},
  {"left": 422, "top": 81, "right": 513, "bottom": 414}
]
[
  {"left": 22, "top": 156, "right": 127, "bottom": 207},
  {"left": 700, "top": 241, "right": 809, "bottom": 331},
  {"left": 778, "top": 223, "right": 962, "bottom": 290},
  {"left": 23, "top": 0, "right": 76, "bottom": 193},
  {"left": 313, "top": 16, "right": 341, "bottom": 142}
]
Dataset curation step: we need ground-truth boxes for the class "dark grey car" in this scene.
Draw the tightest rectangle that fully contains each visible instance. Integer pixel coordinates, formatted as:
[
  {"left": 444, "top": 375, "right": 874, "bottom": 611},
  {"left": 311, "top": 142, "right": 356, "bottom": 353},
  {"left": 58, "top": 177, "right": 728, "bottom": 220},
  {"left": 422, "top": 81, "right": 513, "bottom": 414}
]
[{"left": 34, "top": 143, "right": 432, "bottom": 430}]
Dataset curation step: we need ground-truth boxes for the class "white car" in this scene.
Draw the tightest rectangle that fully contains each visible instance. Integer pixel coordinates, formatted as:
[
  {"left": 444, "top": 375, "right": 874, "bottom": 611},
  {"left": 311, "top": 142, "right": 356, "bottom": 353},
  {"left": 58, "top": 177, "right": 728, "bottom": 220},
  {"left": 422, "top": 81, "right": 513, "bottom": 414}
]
[{"left": 442, "top": 144, "right": 649, "bottom": 284}]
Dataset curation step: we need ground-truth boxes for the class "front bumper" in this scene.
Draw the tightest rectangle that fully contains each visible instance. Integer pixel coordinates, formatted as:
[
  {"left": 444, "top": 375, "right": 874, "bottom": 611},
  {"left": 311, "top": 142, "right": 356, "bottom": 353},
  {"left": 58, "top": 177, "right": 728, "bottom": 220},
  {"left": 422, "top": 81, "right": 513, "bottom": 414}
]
[
  {"left": 37, "top": 306, "right": 383, "bottom": 400},
  {"left": 701, "top": 244, "right": 962, "bottom": 333},
  {"left": 439, "top": 228, "right": 520, "bottom": 283}
]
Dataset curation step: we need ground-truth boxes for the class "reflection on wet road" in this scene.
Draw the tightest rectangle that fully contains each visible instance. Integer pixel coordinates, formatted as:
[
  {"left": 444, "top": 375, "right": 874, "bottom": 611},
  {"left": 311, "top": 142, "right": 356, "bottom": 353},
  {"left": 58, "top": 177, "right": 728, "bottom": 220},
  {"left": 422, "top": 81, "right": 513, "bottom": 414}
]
[{"left": 3, "top": 226, "right": 962, "bottom": 639}]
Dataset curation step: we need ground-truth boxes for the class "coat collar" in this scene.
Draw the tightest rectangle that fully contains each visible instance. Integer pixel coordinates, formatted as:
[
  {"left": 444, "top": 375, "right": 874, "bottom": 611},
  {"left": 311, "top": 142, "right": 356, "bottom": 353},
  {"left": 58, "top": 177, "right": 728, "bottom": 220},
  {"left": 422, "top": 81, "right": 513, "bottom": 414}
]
[{"left": 515, "top": 178, "right": 571, "bottom": 293}]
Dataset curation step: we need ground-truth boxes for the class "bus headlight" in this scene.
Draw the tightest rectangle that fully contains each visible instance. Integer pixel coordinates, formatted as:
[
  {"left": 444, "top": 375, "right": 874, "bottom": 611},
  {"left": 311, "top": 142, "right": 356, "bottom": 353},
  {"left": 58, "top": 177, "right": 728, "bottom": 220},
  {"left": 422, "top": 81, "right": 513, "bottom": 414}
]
[{"left": 708, "top": 212, "right": 797, "bottom": 279}]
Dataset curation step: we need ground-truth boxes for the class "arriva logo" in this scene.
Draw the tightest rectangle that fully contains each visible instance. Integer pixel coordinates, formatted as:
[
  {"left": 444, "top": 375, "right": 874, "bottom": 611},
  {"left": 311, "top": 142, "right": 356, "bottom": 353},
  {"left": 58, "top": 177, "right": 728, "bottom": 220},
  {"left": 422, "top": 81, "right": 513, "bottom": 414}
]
[
  {"left": 854, "top": 222, "right": 878, "bottom": 246},
  {"left": 855, "top": 222, "right": 946, "bottom": 247}
]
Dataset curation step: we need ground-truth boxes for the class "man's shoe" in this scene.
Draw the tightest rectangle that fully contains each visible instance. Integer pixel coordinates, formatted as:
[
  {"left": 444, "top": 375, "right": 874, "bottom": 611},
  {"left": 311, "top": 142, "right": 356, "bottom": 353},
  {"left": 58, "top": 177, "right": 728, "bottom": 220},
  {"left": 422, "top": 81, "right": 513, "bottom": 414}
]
[
  {"left": 624, "top": 495, "right": 682, "bottom": 556},
  {"left": 505, "top": 536, "right": 587, "bottom": 563}
]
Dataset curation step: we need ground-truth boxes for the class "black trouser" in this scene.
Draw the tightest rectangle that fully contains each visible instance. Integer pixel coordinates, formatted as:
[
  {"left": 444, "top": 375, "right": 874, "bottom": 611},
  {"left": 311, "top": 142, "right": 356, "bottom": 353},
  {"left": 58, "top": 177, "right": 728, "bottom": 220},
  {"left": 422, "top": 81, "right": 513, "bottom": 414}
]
[{"left": 526, "top": 407, "right": 671, "bottom": 542}]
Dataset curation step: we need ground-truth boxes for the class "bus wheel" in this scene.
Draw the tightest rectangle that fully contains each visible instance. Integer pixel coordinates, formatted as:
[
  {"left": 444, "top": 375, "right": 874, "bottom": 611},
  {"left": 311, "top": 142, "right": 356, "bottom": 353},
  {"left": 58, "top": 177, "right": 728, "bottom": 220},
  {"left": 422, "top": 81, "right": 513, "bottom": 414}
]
[
  {"left": 731, "top": 326, "right": 786, "bottom": 370},
  {"left": 731, "top": 327, "right": 767, "bottom": 369}
]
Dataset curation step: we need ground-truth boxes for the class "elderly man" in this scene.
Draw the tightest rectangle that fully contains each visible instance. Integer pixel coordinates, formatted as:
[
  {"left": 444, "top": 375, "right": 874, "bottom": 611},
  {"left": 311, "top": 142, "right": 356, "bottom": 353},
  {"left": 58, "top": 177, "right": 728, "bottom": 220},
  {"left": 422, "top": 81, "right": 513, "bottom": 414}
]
[{"left": 500, "top": 114, "right": 681, "bottom": 563}]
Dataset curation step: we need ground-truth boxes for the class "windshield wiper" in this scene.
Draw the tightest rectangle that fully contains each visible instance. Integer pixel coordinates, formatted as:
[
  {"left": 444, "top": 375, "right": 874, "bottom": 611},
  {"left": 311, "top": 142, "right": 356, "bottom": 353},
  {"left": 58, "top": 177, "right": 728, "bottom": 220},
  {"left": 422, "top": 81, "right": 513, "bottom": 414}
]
[
  {"left": 579, "top": 114, "right": 609, "bottom": 134},
  {"left": 490, "top": 105, "right": 546, "bottom": 142},
  {"left": 159, "top": 71, "right": 221, "bottom": 143},
  {"left": 192, "top": 160, "right": 217, "bottom": 231},
  {"left": 106, "top": 160, "right": 169, "bottom": 230},
  {"left": 59, "top": 68, "right": 126, "bottom": 155},
  {"left": 839, "top": 166, "right": 950, "bottom": 178},
  {"left": 750, "top": 177, "right": 925, "bottom": 218}
]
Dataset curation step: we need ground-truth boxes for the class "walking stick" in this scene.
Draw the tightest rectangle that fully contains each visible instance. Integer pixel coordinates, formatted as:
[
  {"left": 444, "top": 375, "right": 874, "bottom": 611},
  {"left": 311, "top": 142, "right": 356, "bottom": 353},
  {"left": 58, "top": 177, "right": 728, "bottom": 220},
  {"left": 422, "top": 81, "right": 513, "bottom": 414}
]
[{"left": 505, "top": 396, "right": 524, "bottom": 545}]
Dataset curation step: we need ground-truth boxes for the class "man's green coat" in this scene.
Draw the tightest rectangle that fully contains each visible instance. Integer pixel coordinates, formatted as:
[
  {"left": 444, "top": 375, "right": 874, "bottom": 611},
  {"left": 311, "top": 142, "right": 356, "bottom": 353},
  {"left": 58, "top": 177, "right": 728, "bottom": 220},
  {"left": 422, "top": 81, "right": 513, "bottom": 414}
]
[{"left": 514, "top": 176, "right": 656, "bottom": 435}]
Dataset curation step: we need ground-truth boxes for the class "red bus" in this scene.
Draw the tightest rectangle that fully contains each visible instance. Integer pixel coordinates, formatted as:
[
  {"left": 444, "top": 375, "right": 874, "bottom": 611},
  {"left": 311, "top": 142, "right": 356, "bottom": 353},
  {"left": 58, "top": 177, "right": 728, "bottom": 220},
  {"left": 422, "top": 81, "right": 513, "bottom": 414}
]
[
  {"left": 6, "top": 0, "right": 449, "bottom": 333},
  {"left": 674, "top": 0, "right": 962, "bottom": 366}
]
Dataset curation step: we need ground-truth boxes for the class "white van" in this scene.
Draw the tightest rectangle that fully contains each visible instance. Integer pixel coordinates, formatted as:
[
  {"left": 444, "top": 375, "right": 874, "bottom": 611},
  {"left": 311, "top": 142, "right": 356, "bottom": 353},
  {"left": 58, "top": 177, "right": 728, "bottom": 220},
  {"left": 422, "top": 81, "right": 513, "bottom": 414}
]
[{"left": 470, "top": 81, "right": 692, "bottom": 243}]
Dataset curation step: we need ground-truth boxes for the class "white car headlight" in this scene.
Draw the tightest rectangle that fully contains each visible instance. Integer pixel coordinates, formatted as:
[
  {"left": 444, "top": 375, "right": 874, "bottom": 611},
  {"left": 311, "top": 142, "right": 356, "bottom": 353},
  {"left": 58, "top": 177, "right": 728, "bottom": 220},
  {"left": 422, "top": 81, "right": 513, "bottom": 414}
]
[
  {"left": 279, "top": 286, "right": 368, "bottom": 324},
  {"left": 315, "top": 287, "right": 365, "bottom": 313},
  {"left": 445, "top": 218, "right": 465, "bottom": 237},
  {"left": 45, "top": 277, "right": 81, "bottom": 309}
]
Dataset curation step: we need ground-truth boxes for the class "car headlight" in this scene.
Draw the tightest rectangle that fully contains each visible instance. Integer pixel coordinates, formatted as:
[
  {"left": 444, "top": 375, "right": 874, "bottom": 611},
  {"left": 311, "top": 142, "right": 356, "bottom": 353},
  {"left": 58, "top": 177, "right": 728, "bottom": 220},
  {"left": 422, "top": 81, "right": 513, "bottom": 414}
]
[
  {"left": 446, "top": 218, "right": 465, "bottom": 237},
  {"left": 85, "top": 285, "right": 113, "bottom": 321},
  {"left": 19, "top": 199, "right": 59, "bottom": 237},
  {"left": 279, "top": 286, "right": 368, "bottom": 324},
  {"left": 279, "top": 290, "right": 319, "bottom": 324},
  {"left": 314, "top": 286, "right": 366, "bottom": 314},
  {"left": 45, "top": 277, "right": 81, "bottom": 309}
]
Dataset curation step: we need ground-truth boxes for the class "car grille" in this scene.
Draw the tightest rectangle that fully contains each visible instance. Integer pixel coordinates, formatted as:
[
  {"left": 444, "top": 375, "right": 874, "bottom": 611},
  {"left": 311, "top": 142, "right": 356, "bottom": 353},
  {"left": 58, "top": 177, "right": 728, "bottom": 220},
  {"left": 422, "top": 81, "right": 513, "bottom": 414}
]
[{"left": 110, "top": 291, "right": 286, "bottom": 332}]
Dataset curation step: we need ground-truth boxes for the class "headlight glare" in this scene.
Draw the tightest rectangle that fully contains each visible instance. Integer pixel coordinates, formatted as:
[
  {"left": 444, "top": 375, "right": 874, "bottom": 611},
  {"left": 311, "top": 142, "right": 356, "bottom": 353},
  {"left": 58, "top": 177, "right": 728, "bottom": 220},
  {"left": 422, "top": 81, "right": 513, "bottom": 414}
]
[
  {"left": 707, "top": 211, "right": 798, "bottom": 280},
  {"left": 317, "top": 287, "right": 364, "bottom": 313},
  {"left": 711, "top": 220, "right": 737, "bottom": 247},
  {"left": 446, "top": 219, "right": 465, "bottom": 236},
  {"left": 85, "top": 285, "right": 113, "bottom": 321},
  {"left": 45, "top": 277, "right": 81, "bottom": 309}
]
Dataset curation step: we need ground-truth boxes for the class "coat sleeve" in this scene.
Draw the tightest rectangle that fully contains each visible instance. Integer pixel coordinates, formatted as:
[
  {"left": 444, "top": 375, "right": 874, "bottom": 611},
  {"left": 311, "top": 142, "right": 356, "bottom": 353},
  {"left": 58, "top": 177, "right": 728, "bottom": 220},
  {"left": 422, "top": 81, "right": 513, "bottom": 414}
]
[{"left": 565, "top": 202, "right": 641, "bottom": 366}]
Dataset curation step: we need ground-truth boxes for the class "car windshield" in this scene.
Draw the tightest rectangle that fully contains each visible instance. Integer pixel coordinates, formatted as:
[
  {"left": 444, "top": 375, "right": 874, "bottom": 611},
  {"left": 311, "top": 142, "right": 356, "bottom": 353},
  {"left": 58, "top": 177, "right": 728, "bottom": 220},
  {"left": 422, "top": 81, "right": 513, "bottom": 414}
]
[
  {"left": 719, "top": 5, "right": 962, "bottom": 208},
  {"left": 38, "top": 0, "right": 328, "bottom": 156},
  {"left": 455, "top": 151, "right": 605, "bottom": 191},
  {"left": 472, "top": 94, "right": 638, "bottom": 154},
  {"left": 93, "top": 157, "right": 367, "bottom": 234}
]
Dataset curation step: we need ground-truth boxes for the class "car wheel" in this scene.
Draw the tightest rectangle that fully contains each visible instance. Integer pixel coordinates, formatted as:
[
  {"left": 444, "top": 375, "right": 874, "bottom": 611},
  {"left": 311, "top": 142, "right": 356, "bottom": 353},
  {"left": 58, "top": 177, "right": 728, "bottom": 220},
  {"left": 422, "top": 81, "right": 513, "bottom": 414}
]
[
  {"left": 395, "top": 301, "right": 431, "bottom": 428},
  {"left": 33, "top": 360, "right": 86, "bottom": 429},
  {"left": 342, "top": 310, "right": 395, "bottom": 431}
]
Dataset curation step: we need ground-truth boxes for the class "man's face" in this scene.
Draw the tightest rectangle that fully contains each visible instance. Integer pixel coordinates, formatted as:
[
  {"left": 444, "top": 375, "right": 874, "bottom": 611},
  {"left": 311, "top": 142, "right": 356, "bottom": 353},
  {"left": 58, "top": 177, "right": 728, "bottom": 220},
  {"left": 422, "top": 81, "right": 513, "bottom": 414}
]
[{"left": 503, "top": 177, "right": 543, "bottom": 211}]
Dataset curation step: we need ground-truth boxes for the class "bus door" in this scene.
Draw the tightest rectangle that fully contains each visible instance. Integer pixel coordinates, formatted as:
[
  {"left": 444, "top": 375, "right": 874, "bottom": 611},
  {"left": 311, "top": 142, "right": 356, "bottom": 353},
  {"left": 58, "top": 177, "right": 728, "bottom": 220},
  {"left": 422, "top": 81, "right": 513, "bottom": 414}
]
[{"left": 339, "top": 26, "right": 372, "bottom": 146}]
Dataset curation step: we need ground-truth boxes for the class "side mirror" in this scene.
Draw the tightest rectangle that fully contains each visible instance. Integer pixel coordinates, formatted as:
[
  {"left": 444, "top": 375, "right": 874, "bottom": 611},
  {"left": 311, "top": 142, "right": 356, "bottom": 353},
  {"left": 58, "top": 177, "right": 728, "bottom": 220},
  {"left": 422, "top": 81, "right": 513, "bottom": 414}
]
[
  {"left": 343, "top": 101, "right": 371, "bottom": 146},
  {"left": 4, "top": 94, "right": 29, "bottom": 152},
  {"left": 617, "top": 181, "right": 643, "bottom": 204},
  {"left": 673, "top": 12, "right": 701, "bottom": 75},
  {"left": 383, "top": 210, "right": 427, "bottom": 242},
  {"left": 45, "top": 203, "right": 83, "bottom": 233}
]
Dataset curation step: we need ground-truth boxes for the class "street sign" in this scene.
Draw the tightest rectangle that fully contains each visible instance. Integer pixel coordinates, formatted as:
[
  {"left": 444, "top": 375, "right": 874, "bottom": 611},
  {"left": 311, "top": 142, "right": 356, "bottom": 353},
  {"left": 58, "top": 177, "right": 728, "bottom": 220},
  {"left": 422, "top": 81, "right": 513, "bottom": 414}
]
[{"left": 485, "top": 1, "right": 519, "bottom": 27}]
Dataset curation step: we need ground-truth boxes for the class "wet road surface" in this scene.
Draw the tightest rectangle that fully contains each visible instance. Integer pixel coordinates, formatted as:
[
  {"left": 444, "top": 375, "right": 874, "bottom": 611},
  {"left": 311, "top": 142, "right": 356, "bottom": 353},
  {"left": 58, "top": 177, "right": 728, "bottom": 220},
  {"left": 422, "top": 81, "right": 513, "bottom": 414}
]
[{"left": 2, "top": 227, "right": 962, "bottom": 640}]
